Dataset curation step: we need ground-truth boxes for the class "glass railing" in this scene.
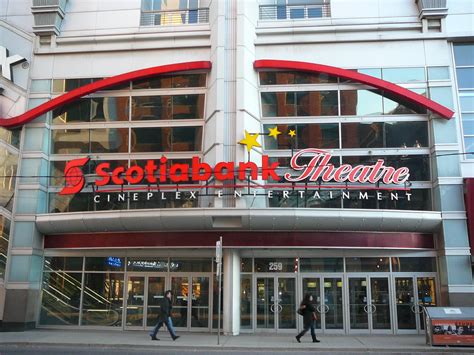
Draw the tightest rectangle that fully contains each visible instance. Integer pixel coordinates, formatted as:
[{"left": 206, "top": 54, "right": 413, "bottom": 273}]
[
  {"left": 259, "top": 3, "right": 331, "bottom": 21},
  {"left": 140, "top": 8, "right": 210, "bottom": 26}
]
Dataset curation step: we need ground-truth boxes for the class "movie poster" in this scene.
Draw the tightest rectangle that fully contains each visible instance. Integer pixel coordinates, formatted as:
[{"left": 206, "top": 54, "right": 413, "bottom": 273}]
[{"left": 432, "top": 320, "right": 474, "bottom": 346}]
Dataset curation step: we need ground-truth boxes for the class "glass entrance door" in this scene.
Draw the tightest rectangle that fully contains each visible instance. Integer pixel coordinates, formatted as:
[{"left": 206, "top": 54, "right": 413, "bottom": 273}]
[
  {"left": 125, "top": 274, "right": 165, "bottom": 329},
  {"left": 393, "top": 275, "right": 437, "bottom": 334},
  {"left": 347, "top": 276, "right": 392, "bottom": 333},
  {"left": 171, "top": 275, "right": 211, "bottom": 330},
  {"left": 256, "top": 276, "right": 296, "bottom": 331},
  {"left": 301, "top": 276, "right": 344, "bottom": 333}
]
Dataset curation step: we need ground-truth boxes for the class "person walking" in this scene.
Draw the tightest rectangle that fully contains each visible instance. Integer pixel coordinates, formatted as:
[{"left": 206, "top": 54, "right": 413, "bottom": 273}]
[
  {"left": 295, "top": 293, "right": 320, "bottom": 343},
  {"left": 149, "top": 290, "right": 180, "bottom": 341}
]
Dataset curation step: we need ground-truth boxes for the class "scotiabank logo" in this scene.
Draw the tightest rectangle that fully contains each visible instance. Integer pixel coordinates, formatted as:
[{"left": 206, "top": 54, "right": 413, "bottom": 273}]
[
  {"left": 59, "top": 157, "right": 90, "bottom": 195},
  {"left": 59, "top": 149, "right": 410, "bottom": 195}
]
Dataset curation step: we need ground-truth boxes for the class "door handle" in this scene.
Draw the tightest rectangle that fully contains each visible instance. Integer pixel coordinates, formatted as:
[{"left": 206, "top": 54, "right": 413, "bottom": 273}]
[
  {"left": 371, "top": 304, "right": 376, "bottom": 313},
  {"left": 316, "top": 305, "right": 322, "bottom": 313},
  {"left": 324, "top": 304, "right": 330, "bottom": 314},
  {"left": 277, "top": 304, "right": 283, "bottom": 313},
  {"left": 363, "top": 304, "right": 369, "bottom": 313},
  {"left": 270, "top": 304, "right": 275, "bottom": 313}
]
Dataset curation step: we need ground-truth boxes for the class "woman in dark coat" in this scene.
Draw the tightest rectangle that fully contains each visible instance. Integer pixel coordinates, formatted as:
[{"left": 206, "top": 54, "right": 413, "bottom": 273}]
[{"left": 296, "top": 293, "right": 320, "bottom": 343}]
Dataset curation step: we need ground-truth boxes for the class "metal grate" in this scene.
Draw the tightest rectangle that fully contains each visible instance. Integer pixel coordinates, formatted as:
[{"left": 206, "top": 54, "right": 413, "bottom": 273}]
[
  {"left": 259, "top": 2, "right": 331, "bottom": 21},
  {"left": 140, "top": 8, "right": 210, "bottom": 26}
]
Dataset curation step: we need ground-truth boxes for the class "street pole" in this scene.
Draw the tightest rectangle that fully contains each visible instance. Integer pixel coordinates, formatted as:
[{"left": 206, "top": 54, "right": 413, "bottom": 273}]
[{"left": 216, "top": 236, "right": 223, "bottom": 345}]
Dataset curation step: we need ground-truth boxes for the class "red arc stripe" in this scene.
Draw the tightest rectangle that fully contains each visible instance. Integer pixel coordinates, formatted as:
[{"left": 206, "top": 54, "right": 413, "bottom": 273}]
[
  {"left": 254, "top": 59, "right": 454, "bottom": 119},
  {"left": 0, "top": 61, "right": 212, "bottom": 128}
]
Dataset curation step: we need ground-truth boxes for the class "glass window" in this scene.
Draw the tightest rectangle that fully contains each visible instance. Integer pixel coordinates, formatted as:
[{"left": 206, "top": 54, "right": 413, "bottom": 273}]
[
  {"left": 49, "top": 193, "right": 92, "bottom": 213},
  {"left": 382, "top": 68, "right": 426, "bottom": 83},
  {"left": 300, "top": 258, "right": 343, "bottom": 272},
  {"left": 346, "top": 257, "right": 390, "bottom": 272},
  {"left": 51, "top": 129, "right": 90, "bottom": 154},
  {"left": 261, "top": 91, "right": 338, "bottom": 117},
  {"left": 296, "top": 91, "right": 338, "bottom": 116},
  {"left": 81, "top": 273, "right": 124, "bottom": 326},
  {"left": 462, "top": 113, "right": 474, "bottom": 135},
  {"left": 0, "top": 127, "right": 20, "bottom": 148},
  {"left": 261, "top": 92, "right": 295, "bottom": 117},
  {"left": 241, "top": 258, "right": 252, "bottom": 272},
  {"left": 0, "top": 216, "right": 11, "bottom": 279},
  {"left": 453, "top": 44, "right": 474, "bottom": 66},
  {"left": 342, "top": 155, "right": 430, "bottom": 181},
  {"left": 85, "top": 257, "right": 125, "bottom": 271},
  {"left": 259, "top": 71, "right": 337, "bottom": 85},
  {"left": 341, "top": 122, "right": 428, "bottom": 149},
  {"left": 427, "top": 67, "right": 450, "bottom": 81},
  {"left": 383, "top": 93, "right": 427, "bottom": 115},
  {"left": 392, "top": 257, "right": 437, "bottom": 272},
  {"left": 460, "top": 94, "right": 474, "bottom": 112},
  {"left": 40, "top": 272, "right": 82, "bottom": 325},
  {"left": 131, "top": 126, "right": 202, "bottom": 152},
  {"left": 132, "top": 94, "right": 204, "bottom": 120},
  {"left": 53, "top": 78, "right": 95, "bottom": 93},
  {"left": 169, "top": 258, "right": 212, "bottom": 272},
  {"left": 240, "top": 275, "right": 252, "bottom": 329},
  {"left": 358, "top": 68, "right": 382, "bottom": 79},
  {"left": 342, "top": 189, "right": 431, "bottom": 211},
  {"left": 127, "top": 258, "right": 169, "bottom": 272},
  {"left": 254, "top": 258, "right": 298, "bottom": 272},
  {"left": 90, "top": 128, "right": 129, "bottom": 153},
  {"left": 0, "top": 147, "right": 18, "bottom": 212},
  {"left": 133, "top": 74, "right": 206, "bottom": 89},
  {"left": 429, "top": 87, "right": 454, "bottom": 110},
  {"left": 269, "top": 190, "right": 342, "bottom": 209},
  {"left": 264, "top": 123, "right": 339, "bottom": 150},
  {"left": 53, "top": 97, "right": 129, "bottom": 124},
  {"left": 340, "top": 90, "right": 383, "bottom": 116},
  {"left": 30, "top": 79, "right": 51, "bottom": 93},
  {"left": 44, "top": 257, "right": 83, "bottom": 271}
]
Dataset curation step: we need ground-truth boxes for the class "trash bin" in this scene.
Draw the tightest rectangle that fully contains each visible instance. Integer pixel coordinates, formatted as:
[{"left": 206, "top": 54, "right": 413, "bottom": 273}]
[{"left": 424, "top": 307, "right": 474, "bottom": 346}]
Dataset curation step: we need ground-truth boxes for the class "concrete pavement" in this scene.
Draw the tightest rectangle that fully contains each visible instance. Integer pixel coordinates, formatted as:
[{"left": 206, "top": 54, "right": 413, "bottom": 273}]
[{"left": 0, "top": 329, "right": 473, "bottom": 353}]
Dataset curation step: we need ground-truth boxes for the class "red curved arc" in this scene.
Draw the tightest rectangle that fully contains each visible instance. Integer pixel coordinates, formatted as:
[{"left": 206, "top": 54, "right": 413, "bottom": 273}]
[
  {"left": 254, "top": 59, "right": 454, "bottom": 120},
  {"left": 0, "top": 61, "right": 212, "bottom": 128}
]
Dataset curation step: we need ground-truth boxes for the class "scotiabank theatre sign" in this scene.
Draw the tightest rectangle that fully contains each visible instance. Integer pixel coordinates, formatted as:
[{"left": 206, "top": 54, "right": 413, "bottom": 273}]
[{"left": 60, "top": 148, "right": 412, "bottom": 203}]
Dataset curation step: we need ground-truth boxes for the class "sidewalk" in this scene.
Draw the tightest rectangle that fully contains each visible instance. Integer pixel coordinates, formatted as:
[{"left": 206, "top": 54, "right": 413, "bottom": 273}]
[{"left": 0, "top": 329, "right": 473, "bottom": 353}]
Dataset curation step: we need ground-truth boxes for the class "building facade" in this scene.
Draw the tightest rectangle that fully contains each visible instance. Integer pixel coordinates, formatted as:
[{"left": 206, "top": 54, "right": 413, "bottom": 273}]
[{"left": 0, "top": 0, "right": 473, "bottom": 335}]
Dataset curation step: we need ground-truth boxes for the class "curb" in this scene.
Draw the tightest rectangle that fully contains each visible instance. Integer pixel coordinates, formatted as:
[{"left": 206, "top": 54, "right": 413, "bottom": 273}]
[{"left": 1, "top": 342, "right": 474, "bottom": 353}]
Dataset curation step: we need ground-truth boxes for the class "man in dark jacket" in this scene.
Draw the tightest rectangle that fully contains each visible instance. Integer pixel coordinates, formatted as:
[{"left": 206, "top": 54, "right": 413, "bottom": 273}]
[
  {"left": 149, "top": 290, "right": 180, "bottom": 341},
  {"left": 296, "top": 293, "right": 320, "bottom": 343}
]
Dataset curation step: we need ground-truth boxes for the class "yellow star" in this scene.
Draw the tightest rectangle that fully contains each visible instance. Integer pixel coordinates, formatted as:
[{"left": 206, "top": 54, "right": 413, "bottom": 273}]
[
  {"left": 288, "top": 129, "right": 296, "bottom": 138},
  {"left": 268, "top": 126, "right": 282, "bottom": 139},
  {"left": 238, "top": 130, "right": 261, "bottom": 152}
]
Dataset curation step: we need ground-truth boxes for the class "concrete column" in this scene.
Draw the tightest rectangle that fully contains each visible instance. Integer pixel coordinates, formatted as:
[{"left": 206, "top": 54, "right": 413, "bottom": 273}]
[{"left": 222, "top": 249, "right": 240, "bottom": 335}]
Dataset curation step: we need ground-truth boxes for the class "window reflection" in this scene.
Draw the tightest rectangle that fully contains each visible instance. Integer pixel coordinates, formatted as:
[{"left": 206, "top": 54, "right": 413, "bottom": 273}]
[
  {"left": 341, "top": 122, "right": 428, "bottom": 149},
  {"left": 261, "top": 91, "right": 338, "bottom": 117},
  {"left": 90, "top": 128, "right": 129, "bottom": 153},
  {"left": 340, "top": 90, "right": 383, "bottom": 116},
  {"left": 132, "top": 94, "right": 204, "bottom": 120},
  {"left": 131, "top": 127, "right": 202, "bottom": 152},
  {"left": 0, "top": 147, "right": 18, "bottom": 212},
  {"left": 259, "top": 71, "right": 337, "bottom": 85},
  {"left": 53, "top": 97, "right": 130, "bottom": 124},
  {"left": 133, "top": 74, "right": 206, "bottom": 89},
  {"left": 81, "top": 273, "right": 124, "bottom": 326},
  {"left": 382, "top": 68, "right": 426, "bottom": 83},
  {"left": 264, "top": 123, "right": 339, "bottom": 149},
  {"left": 343, "top": 155, "right": 430, "bottom": 181},
  {"left": 0, "top": 216, "right": 11, "bottom": 279}
]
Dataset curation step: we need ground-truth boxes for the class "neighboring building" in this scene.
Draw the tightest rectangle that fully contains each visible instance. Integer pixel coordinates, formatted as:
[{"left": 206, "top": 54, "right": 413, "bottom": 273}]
[{"left": 0, "top": 0, "right": 473, "bottom": 335}]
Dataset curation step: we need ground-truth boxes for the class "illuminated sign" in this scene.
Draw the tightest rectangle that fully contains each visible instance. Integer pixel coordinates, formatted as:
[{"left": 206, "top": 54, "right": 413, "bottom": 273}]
[
  {"left": 0, "top": 46, "right": 26, "bottom": 82},
  {"left": 59, "top": 148, "right": 410, "bottom": 196}
]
